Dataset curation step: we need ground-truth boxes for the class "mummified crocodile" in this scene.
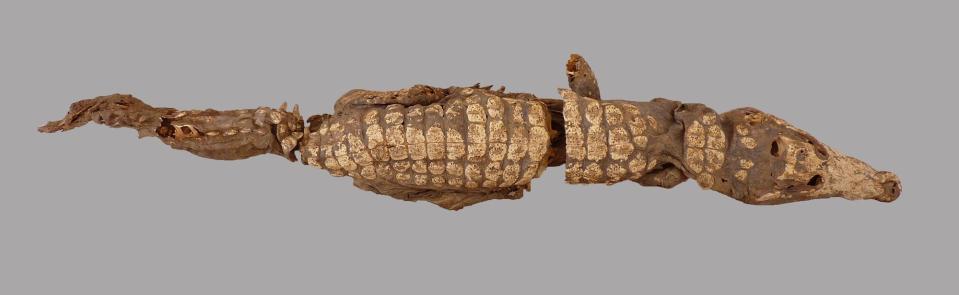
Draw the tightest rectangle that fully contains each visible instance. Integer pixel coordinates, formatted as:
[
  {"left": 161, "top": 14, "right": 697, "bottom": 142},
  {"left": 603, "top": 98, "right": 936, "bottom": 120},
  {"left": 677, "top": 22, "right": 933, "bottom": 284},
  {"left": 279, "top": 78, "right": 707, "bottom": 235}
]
[{"left": 38, "top": 54, "right": 901, "bottom": 210}]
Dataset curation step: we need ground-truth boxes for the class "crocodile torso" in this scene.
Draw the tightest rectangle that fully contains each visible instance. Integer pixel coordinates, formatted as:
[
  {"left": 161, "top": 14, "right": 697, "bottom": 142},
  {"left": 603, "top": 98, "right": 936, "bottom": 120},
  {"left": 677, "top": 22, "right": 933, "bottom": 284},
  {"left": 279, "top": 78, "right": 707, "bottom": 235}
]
[{"left": 301, "top": 87, "right": 553, "bottom": 209}]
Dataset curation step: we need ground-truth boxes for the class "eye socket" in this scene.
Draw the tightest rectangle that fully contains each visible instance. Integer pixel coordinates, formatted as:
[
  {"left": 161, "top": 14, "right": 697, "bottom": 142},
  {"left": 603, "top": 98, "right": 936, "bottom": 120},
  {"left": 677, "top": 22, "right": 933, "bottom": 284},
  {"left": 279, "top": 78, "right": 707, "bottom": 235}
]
[
  {"left": 807, "top": 175, "right": 823, "bottom": 186},
  {"left": 770, "top": 140, "right": 781, "bottom": 157}
]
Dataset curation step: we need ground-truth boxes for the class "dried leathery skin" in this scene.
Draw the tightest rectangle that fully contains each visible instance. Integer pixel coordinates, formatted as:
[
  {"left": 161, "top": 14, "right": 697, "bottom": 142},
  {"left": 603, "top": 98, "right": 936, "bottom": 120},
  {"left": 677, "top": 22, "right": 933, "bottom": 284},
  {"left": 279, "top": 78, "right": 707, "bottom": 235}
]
[
  {"left": 38, "top": 94, "right": 304, "bottom": 161},
  {"left": 39, "top": 54, "right": 900, "bottom": 210}
]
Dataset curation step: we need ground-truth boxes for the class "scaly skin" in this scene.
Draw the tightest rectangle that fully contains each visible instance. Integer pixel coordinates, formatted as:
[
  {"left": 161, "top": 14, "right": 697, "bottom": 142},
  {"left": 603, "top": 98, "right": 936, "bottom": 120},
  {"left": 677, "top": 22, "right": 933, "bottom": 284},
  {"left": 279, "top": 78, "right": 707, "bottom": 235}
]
[
  {"left": 560, "top": 90, "right": 901, "bottom": 204},
  {"left": 38, "top": 94, "right": 305, "bottom": 162},
  {"left": 38, "top": 54, "right": 901, "bottom": 210},
  {"left": 302, "top": 85, "right": 554, "bottom": 210}
]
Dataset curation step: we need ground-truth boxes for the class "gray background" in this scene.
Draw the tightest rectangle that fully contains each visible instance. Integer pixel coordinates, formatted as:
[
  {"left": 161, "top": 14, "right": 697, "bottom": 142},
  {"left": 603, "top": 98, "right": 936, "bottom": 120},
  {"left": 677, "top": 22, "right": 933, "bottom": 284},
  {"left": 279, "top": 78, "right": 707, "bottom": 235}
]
[{"left": 2, "top": 1, "right": 956, "bottom": 294}]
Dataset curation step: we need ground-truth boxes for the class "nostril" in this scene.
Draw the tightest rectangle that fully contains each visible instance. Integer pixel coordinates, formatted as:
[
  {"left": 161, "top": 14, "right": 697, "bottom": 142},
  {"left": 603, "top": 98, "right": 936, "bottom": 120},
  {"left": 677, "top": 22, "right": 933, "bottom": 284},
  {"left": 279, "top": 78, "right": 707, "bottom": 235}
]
[
  {"left": 807, "top": 175, "right": 823, "bottom": 186},
  {"left": 880, "top": 179, "right": 901, "bottom": 202}
]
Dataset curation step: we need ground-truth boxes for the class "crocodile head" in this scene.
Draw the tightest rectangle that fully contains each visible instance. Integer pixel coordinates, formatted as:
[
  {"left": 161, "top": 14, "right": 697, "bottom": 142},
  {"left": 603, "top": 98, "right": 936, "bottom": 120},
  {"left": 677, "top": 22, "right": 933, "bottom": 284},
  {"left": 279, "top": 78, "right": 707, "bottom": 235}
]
[{"left": 707, "top": 108, "right": 901, "bottom": 205}]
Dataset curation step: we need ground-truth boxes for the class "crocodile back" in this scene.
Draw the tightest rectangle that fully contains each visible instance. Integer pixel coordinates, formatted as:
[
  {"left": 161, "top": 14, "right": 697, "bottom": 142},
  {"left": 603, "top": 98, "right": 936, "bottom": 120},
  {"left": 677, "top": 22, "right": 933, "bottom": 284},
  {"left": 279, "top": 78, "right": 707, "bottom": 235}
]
[
  {"left": 563, "top": 92, "right": 679, "bottom": 184},
  {"left": 302, "top": 89, "right": 552, "bottom": 191}
]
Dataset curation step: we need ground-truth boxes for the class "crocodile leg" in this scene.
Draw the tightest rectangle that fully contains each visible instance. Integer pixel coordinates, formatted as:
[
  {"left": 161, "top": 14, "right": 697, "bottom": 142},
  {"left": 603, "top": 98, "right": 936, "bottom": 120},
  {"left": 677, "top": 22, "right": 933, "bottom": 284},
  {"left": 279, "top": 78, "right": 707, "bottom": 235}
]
[{"left": 566, "top": 53, "right": 601, "bottom": 100}]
